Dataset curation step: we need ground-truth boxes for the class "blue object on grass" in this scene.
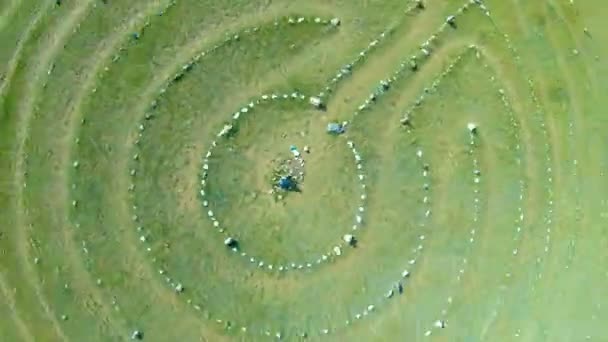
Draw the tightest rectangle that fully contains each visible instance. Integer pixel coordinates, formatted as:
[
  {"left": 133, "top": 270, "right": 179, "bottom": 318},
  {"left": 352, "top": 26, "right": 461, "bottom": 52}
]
[
  {"left": 278, "top": 176, "right": 294, "bottom": 190},
  {"left": 327, "top": 122, "right": 345, "bottom": 134}
]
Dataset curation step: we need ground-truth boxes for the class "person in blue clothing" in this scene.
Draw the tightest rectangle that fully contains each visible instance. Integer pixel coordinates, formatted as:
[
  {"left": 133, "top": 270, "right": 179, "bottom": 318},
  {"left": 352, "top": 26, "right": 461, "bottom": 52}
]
[{"left": 278, "top": 176, "right": 295, "bottom": 191}]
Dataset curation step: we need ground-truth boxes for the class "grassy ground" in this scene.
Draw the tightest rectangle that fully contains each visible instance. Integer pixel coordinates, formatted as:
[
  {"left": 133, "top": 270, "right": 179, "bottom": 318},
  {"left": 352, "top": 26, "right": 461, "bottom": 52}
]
[{"left": 1, "top": 0, "right": 607, "bottom": 341}]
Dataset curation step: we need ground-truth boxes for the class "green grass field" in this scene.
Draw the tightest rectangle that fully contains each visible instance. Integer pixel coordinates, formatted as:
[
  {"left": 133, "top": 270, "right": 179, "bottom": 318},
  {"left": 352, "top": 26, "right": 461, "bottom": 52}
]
[{"left": 1, "top": 0, "right": 607, "bottom": 341}]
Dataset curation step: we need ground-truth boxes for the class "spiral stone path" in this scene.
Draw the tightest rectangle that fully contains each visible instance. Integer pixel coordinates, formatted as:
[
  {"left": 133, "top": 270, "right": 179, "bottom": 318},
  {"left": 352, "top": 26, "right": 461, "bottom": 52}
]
[{"left": 1, "top": 0, "right": 606, "bottom": 340}]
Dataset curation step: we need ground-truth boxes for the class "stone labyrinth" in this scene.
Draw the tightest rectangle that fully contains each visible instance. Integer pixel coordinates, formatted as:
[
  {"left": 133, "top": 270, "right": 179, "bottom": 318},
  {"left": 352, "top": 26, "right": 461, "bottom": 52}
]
[{"left": 1, "top": 0, "right": 606, "bottom": 341}]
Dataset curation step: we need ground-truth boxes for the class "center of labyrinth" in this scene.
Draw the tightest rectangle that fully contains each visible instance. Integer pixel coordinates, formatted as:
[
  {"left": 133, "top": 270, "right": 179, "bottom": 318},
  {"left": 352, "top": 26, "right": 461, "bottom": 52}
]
[{"left": 199, "top": 98, "right": 367, "bottom": 268}]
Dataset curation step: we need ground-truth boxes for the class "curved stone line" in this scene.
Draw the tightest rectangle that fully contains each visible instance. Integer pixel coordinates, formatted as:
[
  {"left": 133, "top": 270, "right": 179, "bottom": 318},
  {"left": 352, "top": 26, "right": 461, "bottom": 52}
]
[
  {"left": 472, "top": 1, "right": 559, "bottom": 338},
  {"left": 492, "top": 5, "right": 556, "bottom": 293},
  {"left": 431, "top": 3, "right": 556, "bottom": 339},
  {"left": 10, "top": 1, "right": 100, "bottom": 340},
  {"left": 395, "top": 46, "right": 482, "bottom": 338},
  {"left": 474, "top": 46, "right": 529, "bottom": 335},
  {"left": 349, "top": 0, "right": 477, "bottom": 123},
  {"left": 339, "top": 146, "right": 432, "bottom": 334},
  {"left": 63, "top": 0, "right": 181, "bottom": 335},
  {"left": 425, "top": 119, "right": 484, "bottom": 338},
  {"left": 541, "top": 2, "right": 584, "bottom": 272},
  {"left": 317, "top": 0, "right": 426, "bottom": 103},
  {"left": 415, "top": 45, "right": 528, "bottom": 337}
]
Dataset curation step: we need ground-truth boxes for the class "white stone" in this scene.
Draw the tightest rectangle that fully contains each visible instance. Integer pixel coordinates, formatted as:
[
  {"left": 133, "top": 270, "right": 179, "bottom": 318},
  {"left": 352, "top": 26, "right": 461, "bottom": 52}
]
[
  {"left": 309, "top": 96, "right": 323, "bottom": 108},
  {"left": 333, "top": 246, "right": 342, "bottom": 256},
  {"left": 131, "top": 330, "right": 143, "bottom": 340},
  {"left": 330, "top": 18, "right": 340, "bottom": 26},
  {"left": 343, "top": 234, "right": 355, "bottom": 244},
  {"left": 467, "top": 122, "right": 477, "bottom": 133},
  {"left": 402, "top": 270, "right": 410, "bottom": 278},
  {"left": 434, "top": 320, "right": 446, "bottom": 328},
  {"left": 218, "top": 124, "right": 233, "bottom": 137}
]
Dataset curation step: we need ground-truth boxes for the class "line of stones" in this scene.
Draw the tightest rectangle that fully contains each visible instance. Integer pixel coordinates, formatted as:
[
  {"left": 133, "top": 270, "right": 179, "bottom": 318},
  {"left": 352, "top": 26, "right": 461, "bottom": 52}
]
[
  {"left": 474, "top": 47, "right": 529, "bottom": 332},
  {"left": 471, "top": 2, "right": 557, "bottom": 338},
  {"left": 424, "top": 117, "right": 483, "bottom": 337},
  {"left": 468, "top": 3, "right": 560, "bottom": 339},
  {"left": 314, "top": 0, "right": 426, "bottom": 102},
  {"left": 197, "top": 93, "right": 367, "bottom": 272},
  {"left": 68, "top": 0, "right": 181, "bottom": 320},
  {"left": 337, "top": 143, "right": 433, "bottom": 333},
  {"left": 349, "top": 0, "right": 477, "bottom": 124},
  {"left": 564, "top": 104, "right": 582, "bottom": 271},
  {"left": 64, "top": 0, "right": 189, "bottom": 337},
  {"left": 483, "top": 1, "right": 555, "bottom": 295},
  {"left": 566, "top": 3, "right": 601, "bottom": 338},
  {"left": 27, "top": 0, "right": 180, "bottom": 328},
  {"left": 395, "top": 46, "right": 485, "bottom": 337},
  {"left": 421, "top": 44, "right": 527, "bottom": 336}
]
